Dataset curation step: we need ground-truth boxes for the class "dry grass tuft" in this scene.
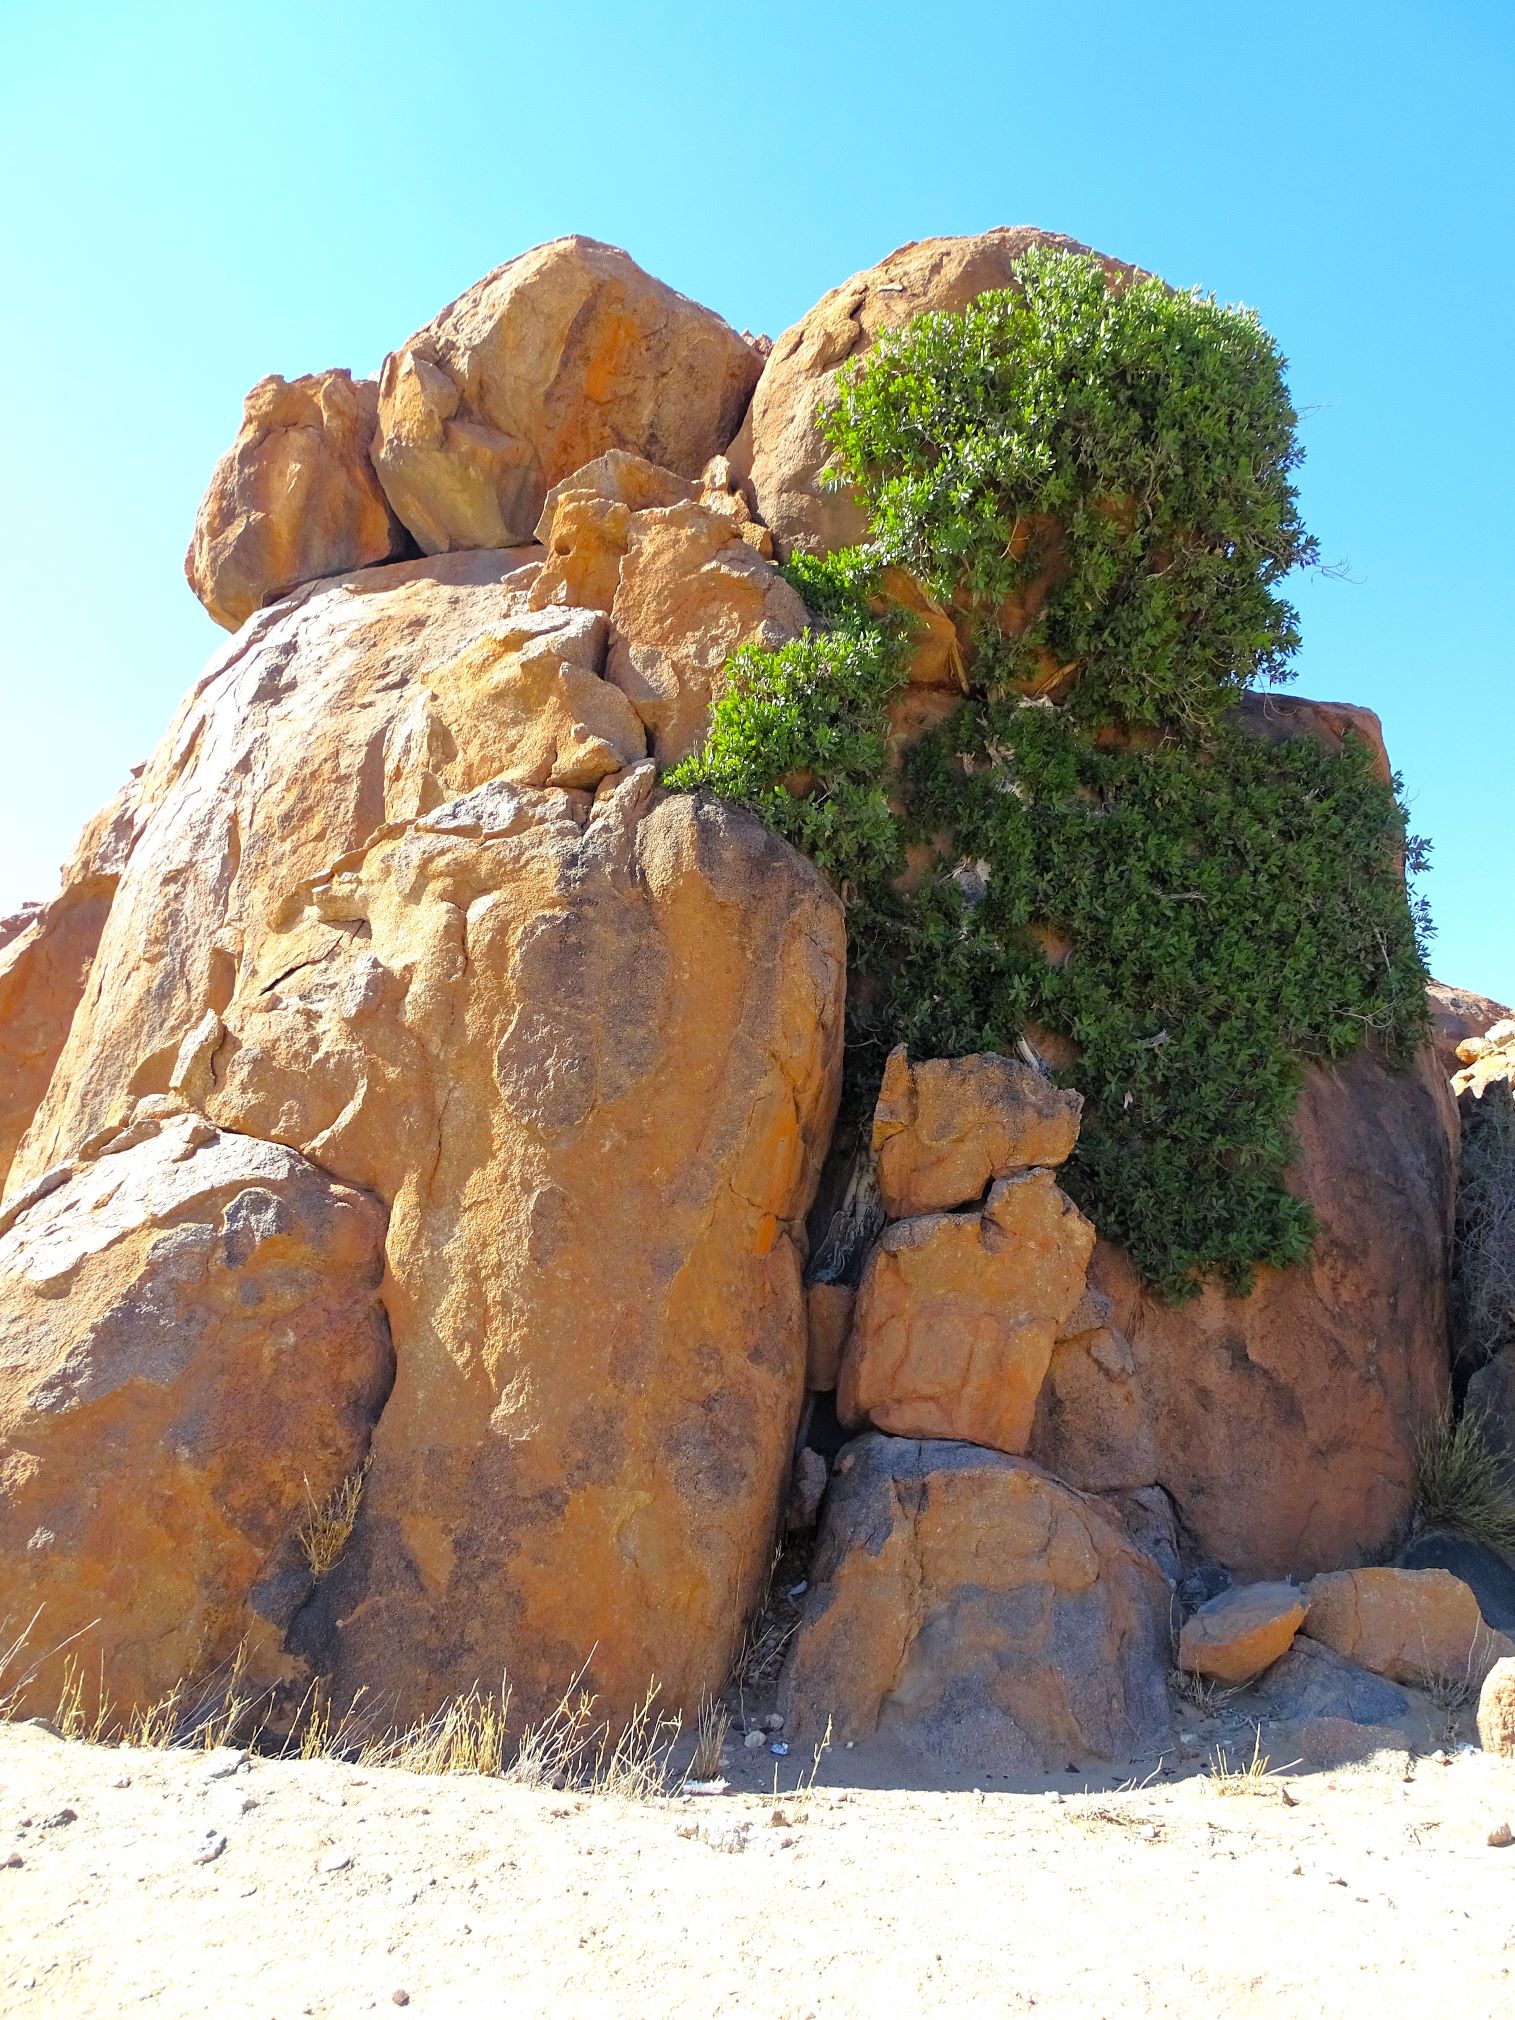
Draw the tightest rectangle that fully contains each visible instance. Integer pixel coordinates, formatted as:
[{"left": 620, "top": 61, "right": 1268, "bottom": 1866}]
[
  {"left": 1171, "top": 1668, "right": 1237, "bottom": 1717},
  {"left": 688, "top": 1696, "right": 730, "bottom": 1782},
  {"left": 1206, "top": 1727, "right": 1296, "bottom": 1797},
  {"left": 359, "top": 1685, "right": 510, "bottom": 1777},
  {"left": 1413, "top": 1402, "right": 1515, "bottom": 1555},
  {"left": 297, "top": 1457, "right": 371, "bottom": 1579}
]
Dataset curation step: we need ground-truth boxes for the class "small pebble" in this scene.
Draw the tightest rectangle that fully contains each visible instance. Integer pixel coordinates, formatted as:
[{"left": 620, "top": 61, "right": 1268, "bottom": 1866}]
[
  {"left": 392, "top": 1995, "right": 410, "bottom": 2010},
  {"left": 191, "top": 1831, "right": 227, "bottom": 1866},
  {"left": 770, "top": 1741, "right": 789, "bottom": 1757},
  {"left": 42, "top": 1809, "right": 77, "bottom": 1829},
  {"left": 1489, "top": 1822, "right": 1513, "bottom": 1849},
  {"left": 743, "top": 1730, "right": 765, "bottom": 1751},
  {"left": 318, "top": 1850, "right": 352, "bottom": 1873},
  {"left": 764, "top": 1713, "right": 784, "bottom": 1733},
  {"left": 3, "top": 1854, "right": 22, "bottom": 1870},
  {"left": 788, "top": 1581, "right": 808, "bottom": 1599}
]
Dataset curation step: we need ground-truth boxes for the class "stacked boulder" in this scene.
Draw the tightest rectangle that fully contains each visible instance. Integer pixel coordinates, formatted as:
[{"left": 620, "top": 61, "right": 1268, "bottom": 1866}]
[{"left": 783, "top": 1047, "right": 1176, "bottom": 1770}]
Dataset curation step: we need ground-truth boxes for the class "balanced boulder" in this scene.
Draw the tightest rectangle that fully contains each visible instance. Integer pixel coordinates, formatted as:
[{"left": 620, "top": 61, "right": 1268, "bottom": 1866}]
[
  {"left": 870, "top": 1045, "right": 1082, "bottom": 1219},
  {"left": 781, "top": 1436, "right": 1172, "bottom": 1771},
  {"left": 186, "top": 370, "right": 411, "bottom": 630},
  {"left": 372, "top": 238, "right": 762, "bottom": 554}
]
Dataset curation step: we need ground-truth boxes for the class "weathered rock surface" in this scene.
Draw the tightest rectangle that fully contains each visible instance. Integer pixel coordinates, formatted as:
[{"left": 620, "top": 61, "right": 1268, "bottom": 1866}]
[
  {"left": 0, "top": 778, "right": 140, "bottom": 1199},
  {"left": 1059, "top": 1042, "right": 1457, "bottom": 1578},
  {"left": 1478, "top": 1656, "right": 1515, "bottom": 1756},
  {"left": 186, "top": 371, "right": 411, "bottom": 630},
  {"left": 0, "top": 1113, "right": 391, "bottom": 1715},
  {"left": 838, "top": 1172, "right": 1094, "bottom": 1455},
  {"left": 1428, "top": 980, "right": 1512, "bottom": 1081},
  {"left": 781, "top": 1435, "right": 1172, "bottom": 1771},
  {"left": 1304, "top": 1567, "right": 1514, "bottom": 1691},
  {"left": 605, "top": 499, "right": 809, "bottom": 765},
  {"left": 7, "top": 554, "right": 845, "bottom": 1727},
  {"left": 373, "top": 238, "right": 762, "bottom": 555},
  {"left": 1178, "top": 1582, "right": 1307, "bottom": 1686},
  {"left": 254, "top": 768, "right": 845, "bottom": 1723},
  {"left": 1259, "top": 1637, "right": 1412, "bottom": 1728},
  {"left": 871, "top": 1046, "right": 1082, "bottom": 1219},
  {"left": 727, "top": 228, "right": 1122, "bottom": 559}
]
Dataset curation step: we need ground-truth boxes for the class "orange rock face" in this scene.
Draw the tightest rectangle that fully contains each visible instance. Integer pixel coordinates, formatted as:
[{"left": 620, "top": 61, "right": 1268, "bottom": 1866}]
[
  {"left": 606, "top": 499, "right": 809, "bottom": 765},
  {"left": 0, "top": 1113, "right": 391, "bottom": 1717},
  {"left": 726, "top": 228, "right": 1129, "bottom": 559},
  {"left": 871, "top": 1045, "right": 1083, "bottom": 1219},
  {"left": 7, "top": 555, "right": 844, "bottom": 1726},
  {"left": 1304, "top": 1567, "right": 1514, "bottom": 1691},
  {"left": 781, "top": 1436, "right": 1172, "bottom": 1771},
  {"left": 185, "top": 371, "right": 411, "bottom": 631},
  {"left": 838, "top": 1172, "right": 1095, "bottom": 1455},
  {"left": 372, "top": 239, "right": 762, "bottom": 554},
  {"left": 0, "top": 778, "right": 140, "bottom": 1198},
  {"left": 1178, "top": 1582, "right": 1307, "bottom": 1686},
  {"left": 1039, "top": 1039, "right": 1456, "bottom": 1579}
]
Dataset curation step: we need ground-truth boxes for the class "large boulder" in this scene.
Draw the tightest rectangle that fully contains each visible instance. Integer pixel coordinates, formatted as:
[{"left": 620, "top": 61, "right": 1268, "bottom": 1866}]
[
  {"left": 1304, "top": 1567, "right": 1513, "bottom": 1691},
  {"left": 226, "top": 766, "right": 845, "bottom": 1724},
  {"left": 7, "top": 551, "right": 618, "bottom": 1189},
  {"left": 838, "top": 1172, "right": 1094, "bottom": 1455},
  {"left": 0, "top": 1113, "right": 391, "bottom": 1716},
  {"left": 186, "top": 371, "right": 412, "bottom": 630},
  {"left": 6, "top": 554, "right": 845, "bottom": 1727},
  {"left": 725, "top": 228, "right": 1125, "bottom": 559},
  {"left": 0, "top": 777, "right": 140, "bottom": 1198},
  {"left": 1031, "top": 1039, "right": 1456, "bottom": 1579},
  {"left": 781, "top": 1435, "right": 1172, "bottom": 1771},
  {"left": 372, "top": 238, "right": 762, "bottom": 555}
]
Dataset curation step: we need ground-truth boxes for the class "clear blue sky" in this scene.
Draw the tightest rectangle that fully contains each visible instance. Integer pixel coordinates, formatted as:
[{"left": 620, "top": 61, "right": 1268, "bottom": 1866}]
[{"left": 2, "top": 0, "right": 1511, "bottom": 1001}]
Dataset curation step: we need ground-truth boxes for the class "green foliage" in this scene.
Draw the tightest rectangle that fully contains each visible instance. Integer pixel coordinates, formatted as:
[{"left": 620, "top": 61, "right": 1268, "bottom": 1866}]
[
  {"left": 823, "top": 247, "right": 1317, "bottom": 732},
  {"left": 668, "top": 249, "right": 1431, "bottom": 1296},
  {"left": 665, "top": 552, "right": 907, "bottom": 901}
]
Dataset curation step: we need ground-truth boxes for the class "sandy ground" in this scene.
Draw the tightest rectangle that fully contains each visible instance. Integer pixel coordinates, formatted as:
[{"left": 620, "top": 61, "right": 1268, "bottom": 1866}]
[{"left": 2, "top": 1715, "right": 1514, "bottom": 2020}]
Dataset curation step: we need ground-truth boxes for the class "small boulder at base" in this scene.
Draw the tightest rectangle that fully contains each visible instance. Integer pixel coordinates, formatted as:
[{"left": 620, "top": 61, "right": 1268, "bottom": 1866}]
[
  {"left": 0, "top": 1112, "right": 392, "bottom": 1718},
  {"left": 373, "top": 238, "right": 762, "bottom": 554},
  {"left": 870, "top": 1045, "right": 1083, "bottom": 1219},
  {"left": 1304, "top": 1567, "right": 1514, "bottom": 1692},
  {"left": 782, "top": 1436, "right": 1171, "bottom": 1772},
  {"left": 838, "top": 1172, "right": 1094, "bottom": 1455},
  {"left": 1478, "top": 1657, "right": 1515, "bottom": 1757},
  {"left": 186, "top": 370, "right": 411, "bottom": 630},
  {"left": 1179, "top": 1581, "right": 1308, "bottom": 1686}
]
